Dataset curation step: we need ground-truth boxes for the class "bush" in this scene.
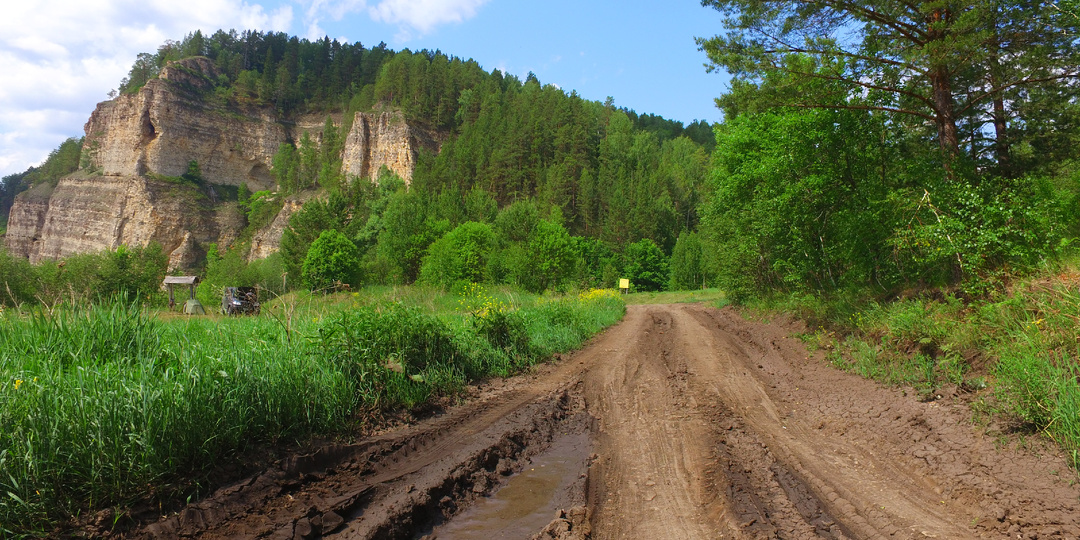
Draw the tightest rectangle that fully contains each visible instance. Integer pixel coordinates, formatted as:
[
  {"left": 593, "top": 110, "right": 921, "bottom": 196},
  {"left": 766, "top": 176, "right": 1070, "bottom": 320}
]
[
  {"left": 302, "top": 229, "right": 360, "bottom": 291},
  {"left": 669, "top": 230, "right": 709, "bottom": 290},
  {"left": 889, "top": 176, "right": 1065, "bottom": 285},
  {"left": 420, "top": 221, "right": 497, "bottom": 288},
  {"left": 0, "top": 249, "right": 37, "bottom": 306},
  {"left": 623, "top": 238, "right": 668, "bottom": 292}
]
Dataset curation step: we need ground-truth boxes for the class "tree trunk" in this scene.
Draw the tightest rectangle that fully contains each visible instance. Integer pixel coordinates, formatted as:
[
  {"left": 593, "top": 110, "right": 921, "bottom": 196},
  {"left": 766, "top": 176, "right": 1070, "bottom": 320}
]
[
  {"left": 926, "top": 5, "right": 960, "bottom": 179},
  {"left": 930, "top": 67, "right": 961, "bottom": 177},
  {"left": 992, "top": 93, "right": 1011, "bottom": 177},
  {"left": 987, "top": 9, "right": 1013, "bottom": 179}
]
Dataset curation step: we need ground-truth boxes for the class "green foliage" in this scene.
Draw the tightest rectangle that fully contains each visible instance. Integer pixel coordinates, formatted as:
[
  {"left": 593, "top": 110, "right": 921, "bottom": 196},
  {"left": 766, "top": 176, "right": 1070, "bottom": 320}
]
[
  {"left": 196, "top": 246, "right": 288, "bottom": 307},
  {"left": 702, "top": 107, "right": 917, "bottom": 300},
  {"left": 0, "top": 245, "right": 168, "bottom": 308},
  {"left": 1, "top": 139, "right": 82, "bottom": 223},
  {"left": 198, "top": 244, "right": 248, "bottom": 305},
  {"left": 268, "top": 118, "right": 345, "bottom": 193},
  {"left": 623, "top": 238, "right": 668, "bottom": 292},
  {"left": 377, "top": 190, "right": 449, "bottom": 284},
  {"left": 668, "top": 230, "right": 710, "bottom": 290},
  {"left": 520, "top": 218, "right": 576, "bottom": 292},
  {"left": 117, "top": 30, "right": 394, "bottom": 112},
  {"left": 0, "top": 249, "right": 38, "bottom": 306},
  {"left": 302, "top": 229, "right": 360, "bottom": 291},
  {"left": 182, "top": 160, "right": 204, "bottom": 185},
  {"left": 699, "top": 0, "right": 1080, "bottom": 174},
  {"left": 0, "top": 280, "right": 624, "bottom": 535},
  {"left": 889, "top": 177, "right": 1066, "bottom": 285},
  {"left": 571, "top": 236, "right": 620, "bottom": 289},
  {"left": 271, "top": 143, "right": 301, "bottom": 192},
  {"left": 0, "top": 303, "right": 350, "bottom": 531},
  {"left": 39, "top": 245, "right": 168, "bottom": 306},
  {"left": 420, "top": 221, "right": 497, "bottom": 288},
  {"left": 27, "top": 138, "right": 83, "bottom": 187},
  {"left": 244, "top": 190, "right": 280, "bottom": 228},
  {"left": 280, "top": 200, "right": 342, "bottom": 283}
]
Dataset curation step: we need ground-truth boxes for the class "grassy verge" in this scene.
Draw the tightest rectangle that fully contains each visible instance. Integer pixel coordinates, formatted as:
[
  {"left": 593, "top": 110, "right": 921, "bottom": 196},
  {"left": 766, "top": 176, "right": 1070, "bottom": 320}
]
[
  {"left": 746, "top": 259, "right": 1080, "bottom": 468},
  {"left": 0, "top": 286, "right": 624, "bottom": 535},
  {"left": 623, "top": 288, "right": 727, "bottom": 305}
]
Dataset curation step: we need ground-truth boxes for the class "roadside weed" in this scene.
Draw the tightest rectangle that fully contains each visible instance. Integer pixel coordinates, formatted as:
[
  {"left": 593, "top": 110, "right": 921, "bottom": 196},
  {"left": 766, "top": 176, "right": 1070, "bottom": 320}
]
[{"left": 0, "top": 286, "right": 625, "bottom": 534}]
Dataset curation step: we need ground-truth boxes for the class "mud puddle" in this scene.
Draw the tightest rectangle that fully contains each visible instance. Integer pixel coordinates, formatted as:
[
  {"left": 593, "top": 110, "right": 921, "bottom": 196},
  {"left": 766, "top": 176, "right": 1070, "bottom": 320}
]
[
  {"left": 113, "top": 303, "right": 1080, "bottom": 539},
  {"left": 423, "top": 428, "right": 590, "bottom": 540}
]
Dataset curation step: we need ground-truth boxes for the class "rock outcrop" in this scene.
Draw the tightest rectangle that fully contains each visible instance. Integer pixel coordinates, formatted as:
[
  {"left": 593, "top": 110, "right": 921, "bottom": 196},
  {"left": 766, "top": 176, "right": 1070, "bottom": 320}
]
[
  {"left": 4, "top": 57, "right": 439, "bottom": 269},
  {"left": 342, "top": 110, "right": 438, "bottom": 185},
  {"left": 83, "top": 57, "right": 285, "bottom": 190},
  {"left": 6, "top": 173, "right": 244, "bottom": 268},
  {"left": 248, "top": 197, "right": 304, "bottom": 262}
]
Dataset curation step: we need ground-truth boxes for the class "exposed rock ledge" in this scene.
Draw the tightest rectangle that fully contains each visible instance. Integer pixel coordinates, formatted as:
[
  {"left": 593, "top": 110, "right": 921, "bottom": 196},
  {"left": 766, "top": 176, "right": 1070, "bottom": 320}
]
[
  {"left": 342, "top": 109, "right": 439, "bottom": 185},
  {"left": 4, "top": 174, "right": 244, "bottom": 269},
  {"left": 83, "top": 57, "right": 285, "bottom": 190},
  {"left": 5, "top": 57, "right": 440, "bottom": 269}
]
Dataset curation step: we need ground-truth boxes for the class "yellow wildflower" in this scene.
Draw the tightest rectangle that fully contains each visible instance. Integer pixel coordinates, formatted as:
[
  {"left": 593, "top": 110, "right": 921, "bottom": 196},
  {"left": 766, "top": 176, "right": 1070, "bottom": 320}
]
[{"left": 14, "top": 379, "right": 22, "bottom": 390}]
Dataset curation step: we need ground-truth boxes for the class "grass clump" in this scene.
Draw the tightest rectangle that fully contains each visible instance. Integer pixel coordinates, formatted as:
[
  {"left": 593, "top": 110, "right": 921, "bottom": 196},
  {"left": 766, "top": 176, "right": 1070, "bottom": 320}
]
[
  {"left": 0, "top": 285, "right": 624, "bottom": 534},
  {"left": 752, "top": 259, "right": 1080, "bottom": 467}
]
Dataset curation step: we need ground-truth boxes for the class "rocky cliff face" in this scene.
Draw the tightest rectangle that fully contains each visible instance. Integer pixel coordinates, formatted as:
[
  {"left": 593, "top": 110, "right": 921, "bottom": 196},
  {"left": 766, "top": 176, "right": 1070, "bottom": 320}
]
[
  {"left": 83, "top": 57, "right": 285, "bottom": 190},
  {"left": 6, "top": 173, "right": 244, "bottom": 267},
  {"left": 342, "top": 110, "right": 438, "bottom": 185},
  {"left": 5, "top": 58, "right": 438, "bottom": 269},
  {"left": 248, "top": 197, "right": 304, "bottom": 262}
]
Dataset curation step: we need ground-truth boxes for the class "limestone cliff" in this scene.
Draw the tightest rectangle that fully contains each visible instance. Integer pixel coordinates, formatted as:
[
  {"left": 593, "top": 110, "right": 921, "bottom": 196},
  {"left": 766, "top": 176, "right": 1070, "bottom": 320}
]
[
  {"left": 83, "top": 57, "right": 285, "bottom": 190},
  {"left": 248, "top": 197, "right": 304, "bottom": 262},
  {"left": 6, "top": 173, "right": 244, "bottom": 267},
  {"left": 4, "top": 57, "right": 438, "bottom": 269},
  {"left": 342, "top": 110, "right": 439, "bottom": 185}
]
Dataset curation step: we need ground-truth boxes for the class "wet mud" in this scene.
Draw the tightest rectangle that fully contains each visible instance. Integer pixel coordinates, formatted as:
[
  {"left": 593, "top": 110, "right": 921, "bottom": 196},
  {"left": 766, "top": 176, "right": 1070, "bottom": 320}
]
[{"left": 105, "top": 304, "right": 1080, "bottom": 539}]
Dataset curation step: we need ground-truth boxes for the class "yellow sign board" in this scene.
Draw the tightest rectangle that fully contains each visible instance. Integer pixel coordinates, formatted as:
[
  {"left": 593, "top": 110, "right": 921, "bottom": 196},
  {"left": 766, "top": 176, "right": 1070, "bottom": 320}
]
[{"left": 618, "top": 278, "right": 630, "bottom": 289}]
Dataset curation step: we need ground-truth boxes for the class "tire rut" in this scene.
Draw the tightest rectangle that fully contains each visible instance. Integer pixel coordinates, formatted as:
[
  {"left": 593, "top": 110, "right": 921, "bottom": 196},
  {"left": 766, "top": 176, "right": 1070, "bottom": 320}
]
[{"left": 115, "top": 303, "right": 1080, "bottom": 540}]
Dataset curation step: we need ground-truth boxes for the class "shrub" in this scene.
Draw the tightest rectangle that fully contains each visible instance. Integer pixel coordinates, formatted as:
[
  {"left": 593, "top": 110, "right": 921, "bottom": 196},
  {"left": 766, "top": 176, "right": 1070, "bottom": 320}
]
[
  {"left": 419, "top": 221, "right": 497, "bottom": 288},
  {"left": 302, "top": 229, "right": 360, "bottom": 291},
  {"left": 623, "top": 238, "right": 668, "bottom": 292},
  {"left": 669, "top": 230, "right": 709, "bottom": 290}
]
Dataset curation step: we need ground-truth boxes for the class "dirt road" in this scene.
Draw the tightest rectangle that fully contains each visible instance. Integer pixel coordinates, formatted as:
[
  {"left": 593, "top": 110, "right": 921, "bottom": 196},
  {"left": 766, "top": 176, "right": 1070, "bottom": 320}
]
[{"left": 120, "top": 304, "right": 1080, "bottom": 539}]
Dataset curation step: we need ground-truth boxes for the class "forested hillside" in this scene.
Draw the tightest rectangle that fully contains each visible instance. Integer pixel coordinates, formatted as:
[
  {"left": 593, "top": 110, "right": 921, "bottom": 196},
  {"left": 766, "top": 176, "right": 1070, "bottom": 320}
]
[
  {"left": 5, "top": 1, "right": 1078, "bottom": 305},
  {"left": 1, "top": 29, "right": 715, "bottom": 304},
  {"left": 696, "top": 0, "right": 1080, "bottom": 300}
]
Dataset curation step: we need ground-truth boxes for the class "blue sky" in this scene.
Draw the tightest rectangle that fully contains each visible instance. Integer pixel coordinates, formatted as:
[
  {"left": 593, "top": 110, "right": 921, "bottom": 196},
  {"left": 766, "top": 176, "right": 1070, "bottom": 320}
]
[{"left": 0, "top": 0, "right": 732, "bottom": 178}]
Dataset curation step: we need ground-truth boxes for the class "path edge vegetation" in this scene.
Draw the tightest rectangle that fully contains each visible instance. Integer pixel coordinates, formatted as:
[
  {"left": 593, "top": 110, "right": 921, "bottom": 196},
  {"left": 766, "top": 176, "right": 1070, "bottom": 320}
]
[{"left": 0, "top": 286, "right": 624, "bottom": 536}]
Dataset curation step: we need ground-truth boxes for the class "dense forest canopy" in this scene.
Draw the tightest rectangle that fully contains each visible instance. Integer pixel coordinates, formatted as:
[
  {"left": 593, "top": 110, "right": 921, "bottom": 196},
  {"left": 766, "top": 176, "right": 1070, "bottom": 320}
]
[
  {"left": 4, "top": 0, "right": 1078, "bottom": 306},
  {"left": 698, "top": 0, "right": 1080, "bottom": 178},
  {"left": 0, "top": 29, "right": 716, "bottom": 303},
  {"left": 696, "top": 0, "right": 1080, "bottom": 300}
]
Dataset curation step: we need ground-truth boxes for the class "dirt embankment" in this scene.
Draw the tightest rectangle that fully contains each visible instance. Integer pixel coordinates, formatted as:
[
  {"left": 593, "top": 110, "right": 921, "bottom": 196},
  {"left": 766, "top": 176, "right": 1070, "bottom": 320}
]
[{"left": 110, "top": 304, "right": 1080, "bottom": 539}]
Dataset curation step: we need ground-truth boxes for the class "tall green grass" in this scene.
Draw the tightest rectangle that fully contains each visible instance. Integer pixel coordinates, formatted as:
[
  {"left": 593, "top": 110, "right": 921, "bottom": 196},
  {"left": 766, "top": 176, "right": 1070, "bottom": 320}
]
[
  {"left": 0, "top": 287, "right": 625, "bottom": 535},
  {"left": 756, "top": 264, "right": 1080, "bottom": 468}
]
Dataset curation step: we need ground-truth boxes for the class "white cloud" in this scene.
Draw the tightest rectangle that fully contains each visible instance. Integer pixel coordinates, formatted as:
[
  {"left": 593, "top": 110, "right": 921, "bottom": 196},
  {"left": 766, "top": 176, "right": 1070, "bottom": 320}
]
[
  {"left": 299, "top": 0, "right": 367, "bottom": 39},
  {"left": 0, "top": 0, "right": 491, "bottom": 177},
  {"left": 0, "top": 0, "right": 293, "bottom": 177},
  {"left": 368, "top": 0, "right": 489, "bottom": 35}
]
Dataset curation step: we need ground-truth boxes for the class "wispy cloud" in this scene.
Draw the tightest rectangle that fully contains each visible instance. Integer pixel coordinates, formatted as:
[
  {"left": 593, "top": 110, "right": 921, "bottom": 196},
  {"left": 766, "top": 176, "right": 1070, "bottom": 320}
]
[
  {"left": 368, "top": 0, "right": 489, "bottom": 37},
  {"left": 298, "top": 0, "right": 489, "bottom": 41},
  {"left": 0, "top": 0, "right": 292, "bottom": 177},
  {"left": 300, "top": 0, "right": 367, "bottom": 39}
]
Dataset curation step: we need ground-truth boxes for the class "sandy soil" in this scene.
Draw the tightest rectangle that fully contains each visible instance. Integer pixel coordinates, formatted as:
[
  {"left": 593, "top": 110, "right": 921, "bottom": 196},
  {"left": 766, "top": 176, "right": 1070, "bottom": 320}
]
[{"left": 109, "top": 304, "right": 1080, "bottom": 539}]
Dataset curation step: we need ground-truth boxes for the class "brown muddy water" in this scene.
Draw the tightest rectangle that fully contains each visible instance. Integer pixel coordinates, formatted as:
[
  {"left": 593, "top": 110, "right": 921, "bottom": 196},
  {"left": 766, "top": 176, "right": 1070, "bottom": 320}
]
[{"left": 424, "top": 429, "right": 590, "bottom": 539}]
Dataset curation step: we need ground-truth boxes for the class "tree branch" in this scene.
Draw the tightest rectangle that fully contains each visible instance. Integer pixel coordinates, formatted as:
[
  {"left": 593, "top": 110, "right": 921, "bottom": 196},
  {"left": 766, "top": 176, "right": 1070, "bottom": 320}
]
[
  {"left": 956, "top": 69, "right": 1080, "bottom": 115},
  {"left": 763, "top": 60, "right": 937, "bottom": 109},
  {"left": 786, "top": 101, "right": 936, "bottom": 121}
]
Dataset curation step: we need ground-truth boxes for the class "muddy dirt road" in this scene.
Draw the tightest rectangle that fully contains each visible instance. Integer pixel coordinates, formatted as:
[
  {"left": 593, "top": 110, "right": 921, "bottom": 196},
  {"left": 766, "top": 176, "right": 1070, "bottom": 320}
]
[{"left": 122, "top": 304, "right": 1080, "bottom": 539}]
